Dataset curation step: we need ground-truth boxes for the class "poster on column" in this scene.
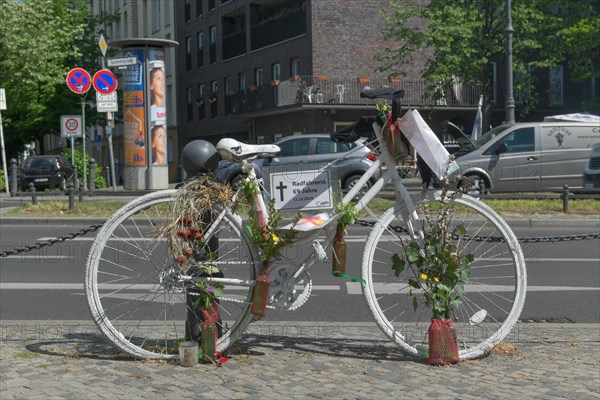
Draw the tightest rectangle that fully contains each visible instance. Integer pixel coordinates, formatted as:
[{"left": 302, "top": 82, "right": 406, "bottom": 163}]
[
  {"left": 123, "top": 49, "right": 146, "bottom": 166},
  {"left": 149, "top": 50, "right": 167, "bottom": 166}
]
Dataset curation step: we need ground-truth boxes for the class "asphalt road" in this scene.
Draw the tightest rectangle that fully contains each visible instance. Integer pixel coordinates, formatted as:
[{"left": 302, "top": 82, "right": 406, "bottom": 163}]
[{"left": 0, "top": 222, "right": 598, "bottom": 323}]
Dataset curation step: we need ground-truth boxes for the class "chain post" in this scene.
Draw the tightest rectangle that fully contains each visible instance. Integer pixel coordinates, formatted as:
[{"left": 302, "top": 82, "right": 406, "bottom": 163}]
[
  {"left": 562, "top": 185, "right": 569, "bottom": 213},
  {"left": 89, "top": 158, "right": 96, "bottom": 196},
  {"left": 28, "top": 182, "right": 37, "bottom": 205},
  {"left": 73, "top": 164, "right": 80, "bottom": 192},
  {"left": 67, "top": 182, "right": 75, "bottom": 210},
  {"left": 9, "top": 158, "right": 17, "bottom": 197}
]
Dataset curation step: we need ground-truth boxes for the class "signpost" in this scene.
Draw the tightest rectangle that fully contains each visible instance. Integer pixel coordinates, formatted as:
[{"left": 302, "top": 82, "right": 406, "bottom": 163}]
[
  {"left": 0, "top": 88, "right": 7, "bottom": 193},
  {"left": 61, "top": 115, "right": 82, "bottom": 167}
]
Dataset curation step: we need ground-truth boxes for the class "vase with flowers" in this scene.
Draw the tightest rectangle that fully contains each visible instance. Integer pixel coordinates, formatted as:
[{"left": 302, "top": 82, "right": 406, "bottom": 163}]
[{"left": 390, "top": 184, "right": 473, "bottom": 365}]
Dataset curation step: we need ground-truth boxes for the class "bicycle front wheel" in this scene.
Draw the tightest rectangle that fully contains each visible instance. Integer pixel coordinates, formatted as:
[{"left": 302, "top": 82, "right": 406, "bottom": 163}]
[
  {"left": 362, "top": 192, "right": 526, "bottom": 360},
  {"left": 85, "top": 190, "right": 259, "bottom": 359}
]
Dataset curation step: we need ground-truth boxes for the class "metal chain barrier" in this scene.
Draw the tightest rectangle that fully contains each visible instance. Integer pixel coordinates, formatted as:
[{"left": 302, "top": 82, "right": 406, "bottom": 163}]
[
  {"left": 1, "top": 216, "right": 598, "bottom": 258},
  {"left": 0, "top": 223, "right": 105, "bottom": 258},
  {"left": 354, "top": 218, "right": 600, "bottom": 243}
]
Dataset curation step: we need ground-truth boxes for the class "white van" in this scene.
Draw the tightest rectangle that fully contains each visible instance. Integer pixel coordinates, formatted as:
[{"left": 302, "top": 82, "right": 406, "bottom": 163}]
[{"left": 449, "top": 122, "right": 600, "bottom": 192}]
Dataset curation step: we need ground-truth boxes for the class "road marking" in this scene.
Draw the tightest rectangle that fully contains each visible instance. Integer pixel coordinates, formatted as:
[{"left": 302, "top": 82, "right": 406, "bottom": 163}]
[{"left": 346, "top": 282, "right": 600, "bottom": 295}]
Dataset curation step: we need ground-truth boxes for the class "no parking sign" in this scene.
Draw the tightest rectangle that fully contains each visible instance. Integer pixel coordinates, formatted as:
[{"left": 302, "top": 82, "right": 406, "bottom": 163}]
[
  {"left": 93, "top": 69, "right": 118, "bottom": 95},
  {"left": 66, "top": 68, "right": 91, "bottom": 94}
]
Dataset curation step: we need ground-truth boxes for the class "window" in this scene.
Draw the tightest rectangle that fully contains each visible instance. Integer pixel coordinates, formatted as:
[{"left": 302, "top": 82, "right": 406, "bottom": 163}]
[
  {"left": 185, "top": 36, "right": 192, "bottom": 71},
  {"left": 196, "top": 0, "right": 203, "bottom": 17},
  {"left": 224, "top": 76, "right": 231, "bottom": 95},
  {"left": 186, "top": 86, "right": 193, "bottom": 122},
  {"left": 209, "top": 0, "right": 216, "bottom": 11},
  {"left": 210, "top": 80, "right": 218, "bottom": 118},
  {"left": 198, "top": 84, "right": 205, "bottom": 120},
  {"left": 154, "top": 0, "right": 161, "bottom": 31},
  {"left": 271, "top": 63, "right": 281, "bottom": 81},
  {"left": 549, "top": 65, "right": 564, "bottom": 105},
  {"left": 290, "top": 57, "right": 300, "bottom": 77},
  {"left": 209, "top": 25, "right": 217, "bottom": 63},
  {"left": 196, "top": 32, "right": 204, "bottom": 68},
  {"left": 238, "top": 72, "right": 246, "bottom": 90},
  {"left": 254, "top": 67, "right": 263, "bottom": 86},
  {"left": 315, "top": 138, "right": 348, "bottom": 155},
  {"left": 483, "top": 128, "right": 534, "bottom": 155},
  {"left": 185, "top": 0, "right": 191, "bottom": 22},
  {"left": 278, "top": 138, "right": 310, "bottom": 157}
]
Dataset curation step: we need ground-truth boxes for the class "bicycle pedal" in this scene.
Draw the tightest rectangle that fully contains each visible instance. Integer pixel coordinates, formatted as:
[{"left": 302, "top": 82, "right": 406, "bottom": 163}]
[{"left": 312, "top": 241, "right": 327, "bottom": 261}]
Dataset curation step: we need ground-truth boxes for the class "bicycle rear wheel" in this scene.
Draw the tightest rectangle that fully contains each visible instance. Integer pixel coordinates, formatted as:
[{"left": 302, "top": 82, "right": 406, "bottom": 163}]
[
  {"left": 85, "top": 190, "right": 259, "bottom": 359},
  {"left": 362, "top": 192, "right": 526, "bottom": 360}
]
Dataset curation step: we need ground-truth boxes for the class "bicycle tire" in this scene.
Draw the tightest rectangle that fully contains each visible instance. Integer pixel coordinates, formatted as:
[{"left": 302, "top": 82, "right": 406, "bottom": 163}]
[
  {"left": 362, "top": 192, "right": 526, "bottom": 360},
  {"left": 85, "top": 189, "right": 259, "bottom": 359}
]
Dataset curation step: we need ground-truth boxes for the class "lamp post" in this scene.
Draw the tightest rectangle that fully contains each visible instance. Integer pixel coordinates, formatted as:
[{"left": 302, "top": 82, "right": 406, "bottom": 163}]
[{"left": 505, "top": 0, "right": 516, "bottom": 125}]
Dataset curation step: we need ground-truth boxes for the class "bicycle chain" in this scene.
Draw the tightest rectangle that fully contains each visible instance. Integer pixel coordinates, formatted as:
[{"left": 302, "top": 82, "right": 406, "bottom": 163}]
[
  {"left": 1, "top": 217, "right": 598, "bottom": 258},
  {"left": 354, "top": 218, "right": 600, "bottom": 243},
  {"left": 0, "top": 223, "right": 105, "bottom": 258}
]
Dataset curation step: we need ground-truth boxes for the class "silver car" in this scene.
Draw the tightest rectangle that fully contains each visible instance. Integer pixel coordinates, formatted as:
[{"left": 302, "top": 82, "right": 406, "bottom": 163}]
[{"left": 214, "top": 134, "right": 382, "bottom": 194}]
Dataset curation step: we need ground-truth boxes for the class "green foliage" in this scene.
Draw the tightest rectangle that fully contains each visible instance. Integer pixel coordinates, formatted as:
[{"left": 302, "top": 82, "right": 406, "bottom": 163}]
[
  {"left": 377, "top": 0, "right": 599, "bottom": 121},
  {"left": 241, "top": 172, "right": 299, "bottom": 266},
  {"left": 0, "top": 0, "right": 120, "bottom": 156},
  {"left": 390, "top": 190, "right": 474, "bottom": 317},
  {"left": 61, "top": 148, "right": 106, "bottom": 189},
  {"left": 194, "top": 281, "right": 225, "bottom": 310}
]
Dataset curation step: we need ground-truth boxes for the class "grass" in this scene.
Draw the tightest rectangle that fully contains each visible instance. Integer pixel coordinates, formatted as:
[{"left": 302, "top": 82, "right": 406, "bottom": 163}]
[
  {"left": 3, "top": 197, "right": 598, "bottom": 218},
  {"left": 14, "top": 351, "right": 39, "bottom": 359}
]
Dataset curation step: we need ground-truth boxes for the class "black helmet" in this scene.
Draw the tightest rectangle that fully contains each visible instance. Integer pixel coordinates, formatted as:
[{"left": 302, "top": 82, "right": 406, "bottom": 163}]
[{"left": 181, "top": 140, "right": 220, "bottom": 175}]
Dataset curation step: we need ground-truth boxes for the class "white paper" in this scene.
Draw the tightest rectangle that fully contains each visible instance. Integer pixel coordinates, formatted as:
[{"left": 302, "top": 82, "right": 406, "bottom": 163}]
[{"left": 397, "top": 110, "right": 458, "bottom": 179}]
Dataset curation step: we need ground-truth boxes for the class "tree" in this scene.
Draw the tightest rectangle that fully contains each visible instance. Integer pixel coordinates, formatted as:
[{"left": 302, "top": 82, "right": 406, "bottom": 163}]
[
  {"left": 376, "top": 0, "right": 599, "bottom": 130},
  {"left": 0, "top": 0, "right": 118, "bottom": 157}
]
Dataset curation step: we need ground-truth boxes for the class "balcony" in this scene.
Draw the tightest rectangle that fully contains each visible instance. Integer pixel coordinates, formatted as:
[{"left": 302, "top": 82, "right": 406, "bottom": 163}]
[
  {"left": 231, "top": 76, "right": 484, "bottom": 115},
  {"left": 250, "top": 6, "right": 306, "bottom": 51},
  {"left": 222, "top": 30, "right": 246, "bottom": 60}
]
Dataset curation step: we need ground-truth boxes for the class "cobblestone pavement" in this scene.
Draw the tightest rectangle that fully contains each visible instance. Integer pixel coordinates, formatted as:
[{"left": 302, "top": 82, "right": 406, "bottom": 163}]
[{"left": 1, "top": 321, "right": 598, "bottom": 399}]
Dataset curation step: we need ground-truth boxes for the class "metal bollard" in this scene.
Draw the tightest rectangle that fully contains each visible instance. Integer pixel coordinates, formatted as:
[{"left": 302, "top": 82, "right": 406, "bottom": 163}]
[
  {"left": 29, "top": 182, "right": 37, "bottom": 205},
  {"left": 67, "top": 183, "right": 75, "bottom": 211},
  {"left": 479, "top": 179, "right": 485, "bottom": 196},
  {"left": 562, "top": 184, "right": 569, "bottom": 213},
  {"left": 9, "top": 158, "right": 17, "bottom": 197},
  {"left": 73, "top": 165, "right": 80, "bottom": 192},
  {"left": 105, "top": 166, "right": 111, "bottom": 187},
  {"left": 89, "top": 158, "right": 96, "bottom": 196}
]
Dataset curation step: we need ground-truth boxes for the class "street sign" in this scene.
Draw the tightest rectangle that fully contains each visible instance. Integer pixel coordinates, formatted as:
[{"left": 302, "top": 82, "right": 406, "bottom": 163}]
[
  {"left": 96, "top": 91, "right": 118, "bottom": 112},
  {"left": 93, "top": 69, "right": 118, "bottom": 95},
  {"left": 107, "top": 56, "right": 138, "bottom": 67},
  {"left": 99, "top": 34, "right": 108, "bottom": 57},
  {"left": 66, "top": 68, "right": 92, "bottom": 94},
  {"left": 61, "top": 115, "right": 82, "bottom": 138}
]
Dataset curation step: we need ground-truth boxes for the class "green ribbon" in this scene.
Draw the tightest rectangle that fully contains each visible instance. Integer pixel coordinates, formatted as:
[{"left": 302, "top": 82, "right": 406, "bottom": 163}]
[{"left": 332, "top": 271, "right": 366, "bottom": 291}]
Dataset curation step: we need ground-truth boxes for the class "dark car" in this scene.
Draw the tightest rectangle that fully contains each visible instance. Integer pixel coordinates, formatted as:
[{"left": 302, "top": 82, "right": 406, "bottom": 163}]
[
  {"left": 20, "top": 155, "right": 74, "bottom": 191},
  {"left": 214, "top": 134, "right": 382, "bottom": 195}
]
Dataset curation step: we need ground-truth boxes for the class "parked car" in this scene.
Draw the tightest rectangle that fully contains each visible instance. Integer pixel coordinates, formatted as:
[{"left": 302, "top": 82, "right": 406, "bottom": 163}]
[
  {"left": 20, "top": 155, "right": 74, "bottom": 191},
  {"left": 214, "top": 134, "right": 382, "bottom": 195},
  {"left": 583, "top": 143, "right": 600, "bottom": 189},
  {"left": 445, "top": 122, "right": 599, "bottom": 192}
]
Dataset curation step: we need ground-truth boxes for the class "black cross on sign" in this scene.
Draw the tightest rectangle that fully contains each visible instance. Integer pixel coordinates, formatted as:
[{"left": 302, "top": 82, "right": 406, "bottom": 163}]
[{"left": 275, "top": 181, "right": 288, "bottom": 201}]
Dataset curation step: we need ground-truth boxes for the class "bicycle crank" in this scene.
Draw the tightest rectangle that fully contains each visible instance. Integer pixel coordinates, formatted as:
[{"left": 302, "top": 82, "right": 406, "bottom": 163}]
[{"left": 268, "top": 263, "right": 312, "bottom": 311}]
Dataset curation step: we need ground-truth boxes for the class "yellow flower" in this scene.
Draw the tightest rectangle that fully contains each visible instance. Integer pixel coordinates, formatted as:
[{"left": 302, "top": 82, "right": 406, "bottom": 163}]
[
  {"left": 420, "top": 273, "right": 428, "bottom": 280},
  {"left": 271, "top": 233, "right": 280, "bottom": 243},
  {"left": 434, "top": 277, "right": 440, "bottom": 283}
]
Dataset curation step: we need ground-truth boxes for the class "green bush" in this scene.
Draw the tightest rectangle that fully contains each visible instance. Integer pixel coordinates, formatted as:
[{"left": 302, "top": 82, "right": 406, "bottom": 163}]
[{"left": 61, "top": 149, "right": 107, "bottom": 189}]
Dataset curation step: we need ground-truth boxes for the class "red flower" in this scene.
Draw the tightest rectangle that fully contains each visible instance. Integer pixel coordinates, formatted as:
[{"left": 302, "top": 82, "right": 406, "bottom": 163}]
[
  {"left": 182, "top": 217, "right": 192, "bottom": 226},
  {"left": 189, "top": 226, "right": 200, "bottom": 233},
  {"left": 177, "top": 256, "right": 187, "bottom": 262},
  {"left": 195, "top": 233, "right": 204, "bottom": 240},
  {"left": 177, "top": 230, "right": 187, "bottom": 237},
  {"left": 215, "top": 351, "right": 228, "bottom": 364},
  {"left": 183, "top": 249, "right": 193, "bottom": 256}
]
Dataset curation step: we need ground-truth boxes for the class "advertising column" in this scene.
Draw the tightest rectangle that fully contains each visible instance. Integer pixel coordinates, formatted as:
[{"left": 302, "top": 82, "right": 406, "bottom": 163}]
[
  {"left": 122, "top": 49, "right": 147, "bottom": 189},
  {"left": 121, "top": 47, "right": 169, "bottom": 190}
]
